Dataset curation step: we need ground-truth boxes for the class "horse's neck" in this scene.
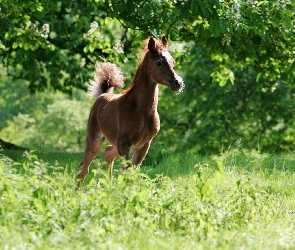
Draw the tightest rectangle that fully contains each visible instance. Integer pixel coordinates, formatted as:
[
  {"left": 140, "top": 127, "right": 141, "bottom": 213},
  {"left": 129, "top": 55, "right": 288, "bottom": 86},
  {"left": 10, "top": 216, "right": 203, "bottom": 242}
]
[{"left": 128, "top": 67, "right": 158, "bottom": 114}]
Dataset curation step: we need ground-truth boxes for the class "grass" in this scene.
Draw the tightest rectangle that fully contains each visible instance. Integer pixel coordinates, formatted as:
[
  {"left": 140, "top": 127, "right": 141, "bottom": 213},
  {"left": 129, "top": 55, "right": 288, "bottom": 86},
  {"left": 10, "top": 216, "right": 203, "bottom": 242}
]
[{"left": 1, "top": 148, "right": 295, "bottom": 249}]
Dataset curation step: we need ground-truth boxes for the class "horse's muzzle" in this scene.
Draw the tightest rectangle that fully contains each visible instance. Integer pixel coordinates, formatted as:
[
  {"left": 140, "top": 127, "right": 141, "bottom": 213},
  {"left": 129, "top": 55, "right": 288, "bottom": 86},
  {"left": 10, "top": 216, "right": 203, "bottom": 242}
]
[{"left": 169, "top": 75, "right": 184, "bottom": 93}]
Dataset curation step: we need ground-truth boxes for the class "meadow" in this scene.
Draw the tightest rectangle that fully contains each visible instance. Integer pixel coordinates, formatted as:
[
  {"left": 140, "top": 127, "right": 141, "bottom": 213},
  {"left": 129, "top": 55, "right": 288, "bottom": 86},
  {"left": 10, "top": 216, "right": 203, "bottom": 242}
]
[{"left": 1, "top": 148, "right": 295, "bottom": 249}]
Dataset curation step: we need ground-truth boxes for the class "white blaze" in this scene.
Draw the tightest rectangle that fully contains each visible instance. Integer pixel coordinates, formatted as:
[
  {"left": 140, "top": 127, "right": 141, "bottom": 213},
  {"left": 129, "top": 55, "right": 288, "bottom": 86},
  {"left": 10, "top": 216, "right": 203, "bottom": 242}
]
[{"left": 162, "top": 51, "right": 174, "bottom": 67}]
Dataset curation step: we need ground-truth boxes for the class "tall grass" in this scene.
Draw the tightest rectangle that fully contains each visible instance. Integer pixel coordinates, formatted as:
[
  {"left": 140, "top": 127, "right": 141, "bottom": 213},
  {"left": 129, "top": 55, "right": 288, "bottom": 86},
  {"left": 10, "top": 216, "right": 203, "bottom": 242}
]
[{"left": 1, "top": 149, "right": 295, "bottom": 249}]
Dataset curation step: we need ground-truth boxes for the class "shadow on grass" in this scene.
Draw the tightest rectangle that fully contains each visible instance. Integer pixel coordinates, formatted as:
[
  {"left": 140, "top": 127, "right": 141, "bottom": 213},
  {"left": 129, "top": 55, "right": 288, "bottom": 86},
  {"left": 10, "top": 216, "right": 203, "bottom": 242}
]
[{"left": 2, "top": 148, "right": 295, "bottom": 187}]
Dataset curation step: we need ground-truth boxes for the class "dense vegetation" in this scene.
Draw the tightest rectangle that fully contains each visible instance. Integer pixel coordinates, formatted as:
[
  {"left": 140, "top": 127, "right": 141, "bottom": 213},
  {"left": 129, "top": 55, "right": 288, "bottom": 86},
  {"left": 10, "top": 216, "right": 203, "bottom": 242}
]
[
  {"left": 1, "top": 2, "right": 295, "bottom": 249},
  {"left": 1, "top": 0, "right": 295, "bottom": 152},
  {"left": 1, "top": 0, "right": 294, "bottom": 91},
  {"left": 1, "top": 150, "right": 295, "bottom": 249}
]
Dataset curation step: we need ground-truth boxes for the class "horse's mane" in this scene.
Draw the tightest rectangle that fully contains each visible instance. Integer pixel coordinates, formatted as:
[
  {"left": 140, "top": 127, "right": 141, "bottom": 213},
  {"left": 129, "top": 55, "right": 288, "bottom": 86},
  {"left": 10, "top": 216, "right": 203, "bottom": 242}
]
[{"left": 123, "top": 38, "right": 167, "bottom": 94}]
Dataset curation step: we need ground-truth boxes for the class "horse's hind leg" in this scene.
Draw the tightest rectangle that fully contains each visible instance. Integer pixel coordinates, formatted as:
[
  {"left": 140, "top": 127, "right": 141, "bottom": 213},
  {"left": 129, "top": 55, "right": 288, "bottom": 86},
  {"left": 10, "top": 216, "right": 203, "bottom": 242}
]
[
  {"left": 104, "top": 145, "right": 119, "bottom": 177},
  {"left": 76, "top": 132, "right": 105, "bottom": 189}
]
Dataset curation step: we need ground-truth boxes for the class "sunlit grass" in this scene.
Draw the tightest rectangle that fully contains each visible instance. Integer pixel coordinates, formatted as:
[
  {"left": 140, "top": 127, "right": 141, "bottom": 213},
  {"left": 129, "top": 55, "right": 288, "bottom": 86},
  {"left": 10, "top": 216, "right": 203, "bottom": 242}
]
[{"left": 1, "top": 149, "right": 295, "bottom": 249}]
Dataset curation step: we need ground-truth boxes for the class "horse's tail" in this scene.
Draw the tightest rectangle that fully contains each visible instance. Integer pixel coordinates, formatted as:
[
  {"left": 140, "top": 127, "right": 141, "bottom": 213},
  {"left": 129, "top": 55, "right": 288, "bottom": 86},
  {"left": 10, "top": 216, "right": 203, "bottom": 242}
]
[{"left": 88, "top": 62, "right": 125, "bottom": 98}]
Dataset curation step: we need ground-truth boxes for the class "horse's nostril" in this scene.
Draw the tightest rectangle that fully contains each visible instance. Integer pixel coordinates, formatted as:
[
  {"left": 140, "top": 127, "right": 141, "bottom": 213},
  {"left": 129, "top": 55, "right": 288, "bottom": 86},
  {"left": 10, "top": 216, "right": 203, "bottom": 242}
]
[{"left": 175, "top": 80, "right": 180, "bottom": 87}]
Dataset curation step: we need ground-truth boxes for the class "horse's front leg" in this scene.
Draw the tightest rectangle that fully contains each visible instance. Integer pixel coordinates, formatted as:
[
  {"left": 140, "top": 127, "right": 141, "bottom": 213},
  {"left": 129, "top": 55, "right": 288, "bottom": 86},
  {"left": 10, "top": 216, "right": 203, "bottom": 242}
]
[
  {"left": 117, "top": 138, "right": 132, "bottom": 170},
  {"left": 132, "top": 141, "right": 151, "bottom": 166}
]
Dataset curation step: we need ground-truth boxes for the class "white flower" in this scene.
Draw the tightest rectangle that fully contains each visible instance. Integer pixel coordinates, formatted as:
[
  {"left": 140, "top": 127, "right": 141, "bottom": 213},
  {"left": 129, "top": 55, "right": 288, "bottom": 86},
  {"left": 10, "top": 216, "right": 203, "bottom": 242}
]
[
  {"left": 31, "top": 21, "right": 39, "bottom": 31},
  {"left": 113, "top": 40, "right": 124, "bottom": 54},
  {"left": 40, "top": 23, "right": 50, "bottom": 38},
  {"left": 87, "top": 21, "right": 99, "bottom": 36},
  {"left": 90, "top": 21, "right": 98, "bottom": 29}
]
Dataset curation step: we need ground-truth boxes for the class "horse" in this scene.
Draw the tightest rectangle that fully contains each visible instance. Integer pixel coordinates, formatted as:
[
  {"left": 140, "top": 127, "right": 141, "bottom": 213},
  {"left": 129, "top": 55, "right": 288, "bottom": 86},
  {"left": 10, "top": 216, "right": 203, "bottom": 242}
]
[{"left": 76, "top": 36, "right": 184, "bottom": 189}]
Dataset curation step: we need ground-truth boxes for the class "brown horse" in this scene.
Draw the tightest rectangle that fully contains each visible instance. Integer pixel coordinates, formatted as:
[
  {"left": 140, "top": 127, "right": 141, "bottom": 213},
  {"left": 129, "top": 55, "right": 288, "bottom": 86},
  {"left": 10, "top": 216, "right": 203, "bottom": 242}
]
[{"left": 76, "top": 36, "right": 184, "bottom": 188}]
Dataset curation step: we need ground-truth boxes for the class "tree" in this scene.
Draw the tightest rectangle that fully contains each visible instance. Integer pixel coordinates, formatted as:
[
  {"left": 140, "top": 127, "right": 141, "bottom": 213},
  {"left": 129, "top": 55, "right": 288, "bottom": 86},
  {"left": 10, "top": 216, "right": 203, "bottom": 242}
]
[
  {"left": 1, "top": 0, "right": 136, "bottom": 93},
  {"left": 0, "top": 70, "right": 91, "bottom": 151},
  {"left": 1, "top": 0, "right": 294, "bottom": 92},
  {"left": 1, "top": 0, "right": 295, "bottom": 152},
  {"left": 156, "top": 44, "right": 295, "bottom": 153}
]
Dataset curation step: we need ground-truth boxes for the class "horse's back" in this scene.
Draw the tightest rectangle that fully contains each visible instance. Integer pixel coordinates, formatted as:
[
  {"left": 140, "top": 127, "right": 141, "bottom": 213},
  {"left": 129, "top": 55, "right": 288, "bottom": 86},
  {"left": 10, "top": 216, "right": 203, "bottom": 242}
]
[
  {"left": 100, "top": 93, "right": 123, "bottom": 102},
  {"left": 90, "top": 93, "right": 122, "bottom": 113}
]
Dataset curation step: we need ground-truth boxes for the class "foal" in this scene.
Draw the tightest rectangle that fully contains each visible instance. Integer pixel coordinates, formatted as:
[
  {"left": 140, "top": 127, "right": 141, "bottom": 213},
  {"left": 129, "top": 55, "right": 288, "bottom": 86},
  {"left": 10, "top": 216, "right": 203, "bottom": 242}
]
[{"left": 76, "top": 36, "right": 184, "bottom": 188}]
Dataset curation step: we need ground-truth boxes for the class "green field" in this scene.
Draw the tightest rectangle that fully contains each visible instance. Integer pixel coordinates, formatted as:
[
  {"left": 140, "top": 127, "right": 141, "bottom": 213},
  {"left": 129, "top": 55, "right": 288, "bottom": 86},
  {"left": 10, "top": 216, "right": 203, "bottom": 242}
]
[{"left": 1, "top": 149, "right": 295, "bottom": 249}]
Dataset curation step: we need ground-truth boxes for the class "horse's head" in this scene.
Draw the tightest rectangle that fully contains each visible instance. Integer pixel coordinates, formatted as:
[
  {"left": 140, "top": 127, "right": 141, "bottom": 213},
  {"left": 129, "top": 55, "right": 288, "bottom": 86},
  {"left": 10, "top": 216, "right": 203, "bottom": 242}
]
[{"left": 147, "top": 36, "right": 184, "bottom": 93}]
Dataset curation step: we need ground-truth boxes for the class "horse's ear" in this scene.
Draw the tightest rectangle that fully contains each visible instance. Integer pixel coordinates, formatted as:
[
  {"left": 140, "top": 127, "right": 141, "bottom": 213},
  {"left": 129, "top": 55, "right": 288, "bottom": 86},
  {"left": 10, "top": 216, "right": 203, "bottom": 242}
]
[
  {"left": 162, "top": 36, "right": 168, "bottom": 48},
  {"left": 148, "top": 37, "right": 156, "bottom": 52}
]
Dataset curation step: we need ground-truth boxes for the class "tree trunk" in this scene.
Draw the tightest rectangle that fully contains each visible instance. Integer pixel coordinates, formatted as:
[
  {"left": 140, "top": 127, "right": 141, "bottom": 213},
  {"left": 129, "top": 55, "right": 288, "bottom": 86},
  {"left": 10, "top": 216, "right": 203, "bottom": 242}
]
[{"left": 0, "top": 139, "right": 27, "bottom": 150}]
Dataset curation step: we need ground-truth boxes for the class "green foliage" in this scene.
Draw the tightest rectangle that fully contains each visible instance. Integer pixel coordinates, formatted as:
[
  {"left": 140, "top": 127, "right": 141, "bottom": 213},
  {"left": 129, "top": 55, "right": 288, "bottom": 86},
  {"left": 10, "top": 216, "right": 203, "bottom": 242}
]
[
  {"left": 0, "top": 99, "right": 89, "bottom": 151},
  {"left": 156, "top": 42, "right": 295, "bottom": 153},
  {"left": 0, "top": 0, "right": 145, "bottom": 93},
  {"left": 1, "top": 150, "right": 295, "bottom": 248},
  {"left": 0, "top": 70, "right": 90, "bottom": 151},
  {"left": 1, "top": 0, "right": 295, "bottom": 152},
  {"left": 1, "top": 0, "right": 294, "bottom": 91}
]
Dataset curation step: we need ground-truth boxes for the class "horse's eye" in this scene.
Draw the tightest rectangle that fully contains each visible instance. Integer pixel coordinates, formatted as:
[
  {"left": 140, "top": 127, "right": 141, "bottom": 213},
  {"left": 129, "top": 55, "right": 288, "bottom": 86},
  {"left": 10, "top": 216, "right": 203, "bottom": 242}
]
[{"left": 155, "top": 60, "right": 162, "bottom": 67}]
